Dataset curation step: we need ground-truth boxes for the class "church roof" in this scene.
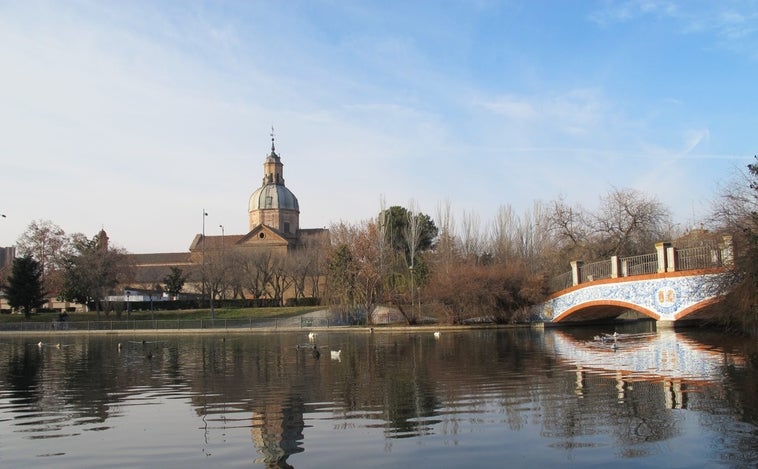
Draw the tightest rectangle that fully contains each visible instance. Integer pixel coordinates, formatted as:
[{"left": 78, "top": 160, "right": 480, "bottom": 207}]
[
  {"left": 130, "top": 252, "right": 193, "bottom": 266},
  {"left": 249, "top": 184, "right": 299, "bottom": 212}
]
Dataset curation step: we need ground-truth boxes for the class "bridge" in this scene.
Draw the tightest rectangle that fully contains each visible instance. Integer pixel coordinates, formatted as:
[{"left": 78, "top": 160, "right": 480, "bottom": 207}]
[{"left": 536, "top": 237, "right": 733, "bottom": 324}]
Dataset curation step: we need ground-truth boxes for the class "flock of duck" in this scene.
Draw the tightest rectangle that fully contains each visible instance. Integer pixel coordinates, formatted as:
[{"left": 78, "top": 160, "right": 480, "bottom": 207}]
[
  {"left": 300, "top": 330, "right": 442, "bottom": 361},
  {"left": 297, "top": 332, "right": 342, "bottom": 360},
  {"left": 33, "top": 329, "right": 445, "bottom": 360}
]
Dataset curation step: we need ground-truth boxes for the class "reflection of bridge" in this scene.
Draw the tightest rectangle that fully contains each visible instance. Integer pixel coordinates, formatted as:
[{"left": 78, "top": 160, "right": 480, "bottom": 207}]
[
  {"left": 537, "top": 237, "right": 732, "bottom": 323},
  {"left": 549, "top": 329, "right": 745, "bottom": 382},
  {"left": 547, "top": 329, "right": 746, "bottom": 408}
]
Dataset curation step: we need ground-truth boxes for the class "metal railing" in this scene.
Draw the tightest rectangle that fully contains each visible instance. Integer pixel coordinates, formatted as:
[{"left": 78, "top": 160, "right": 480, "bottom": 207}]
[
  {"left": 677, "top": 245, "right": 722, "bottom": 271},
  {"left": 620, "top": 252, "right": 658, "bottom": 276},
  {"left": 549, "top": 271, "right": 573, "bottom": 292},
  {"left": 548, "top": 239, "right": 729, "bottom": 293},
  {"left": 580, "top": 259, "right": 612, "bottom": 283}
]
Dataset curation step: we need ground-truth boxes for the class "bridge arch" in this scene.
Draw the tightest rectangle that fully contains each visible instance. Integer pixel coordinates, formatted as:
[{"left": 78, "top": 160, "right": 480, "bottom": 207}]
[
  {"left": 537, "top": 270, "right": 728, "bottom": 324},
  {"left": 674, "top": 297, "right": 721, "bottom": 321},
  {"left": 553, "top": 299, "right": 660, "bottom": 323}
]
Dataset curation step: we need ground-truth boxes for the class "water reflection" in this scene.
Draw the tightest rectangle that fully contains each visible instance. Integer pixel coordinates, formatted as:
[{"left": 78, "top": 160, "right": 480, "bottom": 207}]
[{"left": 0, "top": 327, "right": 755, "bottom": 467}]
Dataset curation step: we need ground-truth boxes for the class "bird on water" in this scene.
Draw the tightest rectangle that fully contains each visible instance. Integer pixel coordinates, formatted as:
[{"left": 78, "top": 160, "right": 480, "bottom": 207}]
[{"left": 312, "top": 345, "right": 320, "bottom": 359}]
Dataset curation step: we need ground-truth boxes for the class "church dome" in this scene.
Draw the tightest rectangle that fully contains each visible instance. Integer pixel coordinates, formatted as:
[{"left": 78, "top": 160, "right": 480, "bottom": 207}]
[{"left": 248, "top": 184, "right": 299, "bottom": 212}]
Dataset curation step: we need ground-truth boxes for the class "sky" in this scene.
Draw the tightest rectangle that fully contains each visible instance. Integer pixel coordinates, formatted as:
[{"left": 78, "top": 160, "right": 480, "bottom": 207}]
[{"left": 1, "top": 0, "right": 756, "bottom": 254}]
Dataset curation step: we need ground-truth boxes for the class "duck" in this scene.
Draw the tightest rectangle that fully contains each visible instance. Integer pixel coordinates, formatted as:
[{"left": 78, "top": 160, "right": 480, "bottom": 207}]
[
  {"left": 330, "top": 350, "right": 341, "bottom": 360},
  {"left": 312, "top": 345, "right": 320, "bottom": 359},
  {"left": 308, "top": 332, "right": 317, "bottom": 341},
  {"left": 433, "top": 331, "right": 441, "bottom": 339}
]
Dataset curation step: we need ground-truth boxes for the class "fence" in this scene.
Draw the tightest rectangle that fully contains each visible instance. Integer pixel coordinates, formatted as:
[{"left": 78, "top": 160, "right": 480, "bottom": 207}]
[
  {"left": 549, "top": 238, "right": 731, "bottom": 293},
  {"left": 676, "top": 245, "right": 723, "bottom": 271},
  {"left": 0, "top": 315, "right": 339, "bottom": 333},
  {"left": 580, "top": 259, "right": 612, "bottom": 283},
  {"left": 620, "top": 252, "right": 658, "bottom": 276}
]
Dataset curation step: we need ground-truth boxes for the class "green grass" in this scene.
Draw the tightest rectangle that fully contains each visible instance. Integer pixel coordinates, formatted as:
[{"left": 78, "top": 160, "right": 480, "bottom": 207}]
[{"left": 0, "top": 306, "right": 325, "bottom": 323}]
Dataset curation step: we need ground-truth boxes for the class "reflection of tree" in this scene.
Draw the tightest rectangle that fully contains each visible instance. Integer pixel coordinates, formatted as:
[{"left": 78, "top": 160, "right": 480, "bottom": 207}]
[
  {"left": 5, "top": 346, "right": 42, "bottom": 400},
  {"left": 380, "top": 339, "right": 441, "bottom": 436},
  {"left": 0, "top": 329, "right": 753, "bottom": 466}
]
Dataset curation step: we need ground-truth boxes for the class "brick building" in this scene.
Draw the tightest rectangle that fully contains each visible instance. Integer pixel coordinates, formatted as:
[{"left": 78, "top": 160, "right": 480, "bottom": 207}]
[{"left": 129, "top": 133, "right": 329, "bottom": 301}]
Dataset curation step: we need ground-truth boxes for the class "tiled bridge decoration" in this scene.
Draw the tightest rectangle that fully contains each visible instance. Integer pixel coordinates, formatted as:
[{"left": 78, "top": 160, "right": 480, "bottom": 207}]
[{"left": 536, "top": 237, "right": 732, "bottom": 323}]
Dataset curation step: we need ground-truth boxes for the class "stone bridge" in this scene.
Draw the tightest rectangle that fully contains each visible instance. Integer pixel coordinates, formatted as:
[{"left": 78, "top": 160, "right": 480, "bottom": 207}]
[{"left": 536, "top": 237, "right": 732, "bottom": 324}]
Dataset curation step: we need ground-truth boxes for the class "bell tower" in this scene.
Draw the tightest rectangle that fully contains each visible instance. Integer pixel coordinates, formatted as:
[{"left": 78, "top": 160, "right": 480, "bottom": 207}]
[{"left": 248, "top": 128, "right": 300, "bottom": 234}]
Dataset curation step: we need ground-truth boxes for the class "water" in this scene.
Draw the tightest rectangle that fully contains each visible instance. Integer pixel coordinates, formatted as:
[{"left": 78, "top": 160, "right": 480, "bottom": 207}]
[{"left": 0, "top": 326, "right": 756, "bottom": 468}]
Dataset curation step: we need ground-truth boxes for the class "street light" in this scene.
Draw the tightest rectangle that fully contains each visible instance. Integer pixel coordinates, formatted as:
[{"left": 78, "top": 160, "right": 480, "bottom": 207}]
[
  {"left": 200, "top": 210, "right": 215, "bottom": 321},
  {"left": 202, "top": 209, "right": 207, "bottom": 297},
  {"left": 218, "top": 224, "right": 224, "bottom": 304}
]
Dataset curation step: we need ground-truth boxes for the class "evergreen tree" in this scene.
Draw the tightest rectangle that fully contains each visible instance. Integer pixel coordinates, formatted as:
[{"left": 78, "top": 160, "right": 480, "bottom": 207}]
[
  {"left": 4, "top": 255, "right": 46, "bottom": 317},
  {"left": 163, "top": 267, "right": 186, "bottom": 298}
]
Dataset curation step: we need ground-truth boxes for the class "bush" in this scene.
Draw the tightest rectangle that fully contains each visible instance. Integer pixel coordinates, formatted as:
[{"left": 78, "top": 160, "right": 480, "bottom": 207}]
[{"left": 285, "top": 297, "right": 321, "bottom": 307}]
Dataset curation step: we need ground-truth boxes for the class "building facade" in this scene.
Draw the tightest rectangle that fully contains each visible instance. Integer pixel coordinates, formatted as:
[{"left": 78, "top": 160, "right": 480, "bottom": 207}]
[{"left": 130, "top": 134, "right": 329, "bottom": 301}]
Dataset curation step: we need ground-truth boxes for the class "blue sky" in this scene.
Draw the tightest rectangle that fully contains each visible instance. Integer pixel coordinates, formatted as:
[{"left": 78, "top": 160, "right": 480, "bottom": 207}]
[{"left": 1, "top": 0, "right": 756, "bottom": 253}]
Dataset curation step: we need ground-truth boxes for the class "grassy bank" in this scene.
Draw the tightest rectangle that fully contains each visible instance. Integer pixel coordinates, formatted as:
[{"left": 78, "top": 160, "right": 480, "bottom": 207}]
[{"left": 0, "top": 305, "right": 325, "bottom": 323}]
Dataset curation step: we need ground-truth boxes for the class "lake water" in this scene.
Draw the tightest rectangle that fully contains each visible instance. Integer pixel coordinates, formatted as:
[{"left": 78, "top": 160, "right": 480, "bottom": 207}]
[{"left": 0, "top": 325, "right": 756, "bottom": 468}]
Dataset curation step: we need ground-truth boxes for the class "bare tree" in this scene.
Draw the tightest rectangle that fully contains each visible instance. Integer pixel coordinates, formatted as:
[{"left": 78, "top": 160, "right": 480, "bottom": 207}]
[
  {"left": 547, "top": 196, "right": 589, "bottom": 256},
  {"left": 16, "top": 220, "right": 73, "bottom": 295},
  {"left": 268, "top": 253, "right": 292, "bottom": 306},
  {"left": 708, "top": 156, "right": 758, "bottom": 333},
  {"left": 489, "top": 204, "right": 518, "bottom": 264},
  {"left": 592, "top": 187, "right": 671, "bottom": 257},
  {"left": 459, "top": 210, "right": 484, "bottom": 262},
  {"left": 515, "top": 201, "right": 554, "bottom": 272},
  {"left": 376, "top": 196, "right": 390, "bottom": 305},
  {"left": 240, "top": 250, "right": 273, "bottom": 299},
  {"left": 433, "top": 199, "right": 458, "bottom": 274},
  {"left": 325, "top": 219, "right": 384, "bottom": 321}
]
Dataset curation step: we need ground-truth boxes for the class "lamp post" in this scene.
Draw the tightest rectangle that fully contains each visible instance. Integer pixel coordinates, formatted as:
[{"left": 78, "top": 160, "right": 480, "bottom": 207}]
[
  {"left": 202, "top": 209, "right": 215, "bottom": 321},
  {"left": 219, "top": 224, "right": 225, "bottom": 254},
  {"left": 202, "top": 208, "right": 207, "bottom": 299},
  {"left": 219, "top": 224, "right": 225, "bottom": 302},
  {"left": 126, "top": 290, "right": 131, "bottom": 321}
]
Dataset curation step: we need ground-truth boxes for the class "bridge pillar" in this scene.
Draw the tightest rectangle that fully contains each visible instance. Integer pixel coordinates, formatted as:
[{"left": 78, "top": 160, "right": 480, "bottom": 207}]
[
  {"left": 655, "top": 242, "right": 672, "bottom": 273},
  {"left": 570, "top": 260, "right": 583, "bottom": 286},
  {"left": 666, "top": 246, "right": 677, "bottom": 272},
  {"left": 611, "top": 256, "right": 621, "bottom": 278}
]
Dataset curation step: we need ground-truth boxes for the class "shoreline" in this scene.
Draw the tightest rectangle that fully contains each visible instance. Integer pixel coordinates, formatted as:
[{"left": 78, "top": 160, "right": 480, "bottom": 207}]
[{"left": 0, "top": 323, "right": 541, "bottom": 337}]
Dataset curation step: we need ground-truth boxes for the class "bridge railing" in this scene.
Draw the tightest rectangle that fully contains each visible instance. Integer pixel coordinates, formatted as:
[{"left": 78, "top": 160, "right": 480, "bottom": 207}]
[
  {"left": 620, "top": 252, "right": 658, "bottom": 276},
  {"left": 580, "top": 259, "right": 612, "bottom": 282},
  {"left": 549, "top": 235, "right": 732, "bottom": 293},
  {"left": 549, "top": 271, "right": 573, "bottom": 292},
  {"left": 676, "top": 245, "right": 723, "bottom": 270}
]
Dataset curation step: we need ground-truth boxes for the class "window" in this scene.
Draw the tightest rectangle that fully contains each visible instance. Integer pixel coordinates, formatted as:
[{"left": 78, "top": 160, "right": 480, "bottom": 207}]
[{"left": 284, "top": 222, "right": 290, "bottom": 233}]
